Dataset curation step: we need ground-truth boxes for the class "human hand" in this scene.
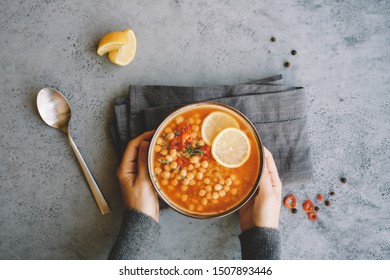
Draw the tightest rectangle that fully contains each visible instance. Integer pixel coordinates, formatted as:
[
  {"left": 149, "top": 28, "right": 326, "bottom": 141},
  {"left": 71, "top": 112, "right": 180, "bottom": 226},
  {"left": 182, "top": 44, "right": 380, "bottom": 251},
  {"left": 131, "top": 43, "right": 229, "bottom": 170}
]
[
  {"left": 239, "top": 147, "right": 282, "bottom": 231},
  {"left": 117, "top": 131, "right": 159, "bottom": 222}
]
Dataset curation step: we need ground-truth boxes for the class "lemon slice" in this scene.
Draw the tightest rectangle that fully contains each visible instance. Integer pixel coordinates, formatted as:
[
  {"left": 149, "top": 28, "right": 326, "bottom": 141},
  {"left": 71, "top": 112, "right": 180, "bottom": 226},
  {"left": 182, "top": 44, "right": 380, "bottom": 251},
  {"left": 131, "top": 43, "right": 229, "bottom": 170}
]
[
  {"left": 97, "top": 31, "right": 129, "bottom": 56},
  {"left": 201, "top": 111, "right": 239, "bottom": 145},
  {"left": 212, "top": 128, "right": 251, "bottom": 168},
  {"left": 108, "top": 29, "right": 137, "bottom": 66}
]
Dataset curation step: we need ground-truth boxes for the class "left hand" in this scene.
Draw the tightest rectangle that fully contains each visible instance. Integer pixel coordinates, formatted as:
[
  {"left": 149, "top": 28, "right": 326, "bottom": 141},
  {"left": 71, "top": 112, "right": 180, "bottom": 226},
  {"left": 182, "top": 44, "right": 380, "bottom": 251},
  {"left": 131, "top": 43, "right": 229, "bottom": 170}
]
[{"left": 117, "top": 131, "right": 159, "bottom": 222}]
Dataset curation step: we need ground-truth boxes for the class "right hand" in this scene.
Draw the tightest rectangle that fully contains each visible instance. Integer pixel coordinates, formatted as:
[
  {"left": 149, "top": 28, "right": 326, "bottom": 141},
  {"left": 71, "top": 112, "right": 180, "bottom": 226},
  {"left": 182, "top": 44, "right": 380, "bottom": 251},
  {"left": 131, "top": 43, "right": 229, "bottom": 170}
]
[{"left": 239, "top": 147, "right": 282, "bottom": 232}]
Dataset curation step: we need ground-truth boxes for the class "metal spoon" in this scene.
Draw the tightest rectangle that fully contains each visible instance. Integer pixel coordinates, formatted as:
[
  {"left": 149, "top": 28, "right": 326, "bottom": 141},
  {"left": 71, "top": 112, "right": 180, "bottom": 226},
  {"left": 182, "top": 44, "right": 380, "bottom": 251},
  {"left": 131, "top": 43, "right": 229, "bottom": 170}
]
[{"left": 37, "top": 88, "right": 110, "bottom": 215}]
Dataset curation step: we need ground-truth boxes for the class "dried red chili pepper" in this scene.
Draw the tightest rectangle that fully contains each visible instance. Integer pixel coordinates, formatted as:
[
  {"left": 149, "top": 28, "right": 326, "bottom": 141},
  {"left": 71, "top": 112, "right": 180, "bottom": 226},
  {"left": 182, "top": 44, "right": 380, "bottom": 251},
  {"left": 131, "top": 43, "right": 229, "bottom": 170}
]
[
  {"left": 200, "top": 145, "right": 211, "bottom": 160},
  {"left": 177, "top": 121, "right": 191, "bottom": 134},
  {"left": 308, "top": 212, "right": 318, "bottom": 221},
  {"left": 177, "top": 157, "right": 189, "bottom": 168},
  {"left": 303, "top": 200, "right": 314, "bottom": 213},
  {"left": 284, "top": 195, "right": 297, "bottom": 209},
  {"left": 317, "top": 194, "right": 324, "bottom": 201},
  {"left": 170, "top": 136, "right": 182, "bottom": 150}
]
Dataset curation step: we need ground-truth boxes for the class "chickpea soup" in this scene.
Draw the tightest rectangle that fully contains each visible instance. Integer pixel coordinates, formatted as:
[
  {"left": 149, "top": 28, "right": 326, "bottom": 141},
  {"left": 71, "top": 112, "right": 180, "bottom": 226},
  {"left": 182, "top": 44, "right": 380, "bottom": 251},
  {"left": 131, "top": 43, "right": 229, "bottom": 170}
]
[{"left": 149, "top": 103, "right": 262, "bottom": 217}]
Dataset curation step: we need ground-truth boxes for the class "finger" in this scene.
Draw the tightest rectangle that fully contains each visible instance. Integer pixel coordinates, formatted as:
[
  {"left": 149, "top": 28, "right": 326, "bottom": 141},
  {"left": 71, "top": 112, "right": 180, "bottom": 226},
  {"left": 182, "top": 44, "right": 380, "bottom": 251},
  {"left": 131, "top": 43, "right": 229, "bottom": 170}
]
[
  {"left": 137, "top": 141, "right": 150, "bottom": 179},
  {"left": 122, "top": 131, "right": 155, "bottom": 163},
  {"left": 263, "top": 147, "right": 282, "bottom": 188},
  {"left": 118, "top": 130, "right": 154, "bottom": 180}
]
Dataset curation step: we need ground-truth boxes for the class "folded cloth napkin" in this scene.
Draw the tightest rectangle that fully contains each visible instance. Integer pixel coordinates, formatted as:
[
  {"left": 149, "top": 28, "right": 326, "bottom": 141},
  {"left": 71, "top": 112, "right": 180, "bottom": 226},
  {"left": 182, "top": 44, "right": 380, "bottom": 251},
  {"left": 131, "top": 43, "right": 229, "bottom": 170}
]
[{"left": 109, "top": 75, "right": 313, "bottom": 186}]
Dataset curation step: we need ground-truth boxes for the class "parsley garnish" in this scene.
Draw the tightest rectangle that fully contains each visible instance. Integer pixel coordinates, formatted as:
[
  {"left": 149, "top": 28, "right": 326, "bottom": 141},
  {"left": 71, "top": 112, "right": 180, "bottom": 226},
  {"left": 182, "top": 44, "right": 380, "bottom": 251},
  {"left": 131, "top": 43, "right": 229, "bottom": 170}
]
[{"left": 182, "top": 144, "right": 203, "bottom": 157}]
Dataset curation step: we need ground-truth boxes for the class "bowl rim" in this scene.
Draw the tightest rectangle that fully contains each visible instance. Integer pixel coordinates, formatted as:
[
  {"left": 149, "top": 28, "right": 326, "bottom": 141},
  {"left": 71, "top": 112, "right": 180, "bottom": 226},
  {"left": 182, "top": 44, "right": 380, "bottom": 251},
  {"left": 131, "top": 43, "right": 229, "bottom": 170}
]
[{"left": 147, "top": 101, "right": 264, "bottom": 219}]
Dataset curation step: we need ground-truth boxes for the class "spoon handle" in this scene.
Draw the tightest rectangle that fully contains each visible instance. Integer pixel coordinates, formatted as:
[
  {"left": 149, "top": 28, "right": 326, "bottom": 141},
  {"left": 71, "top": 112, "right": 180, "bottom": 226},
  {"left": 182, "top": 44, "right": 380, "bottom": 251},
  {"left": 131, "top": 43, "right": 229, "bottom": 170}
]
[{"left": 66, "top": 133, "right": 111, "bottom": 215}]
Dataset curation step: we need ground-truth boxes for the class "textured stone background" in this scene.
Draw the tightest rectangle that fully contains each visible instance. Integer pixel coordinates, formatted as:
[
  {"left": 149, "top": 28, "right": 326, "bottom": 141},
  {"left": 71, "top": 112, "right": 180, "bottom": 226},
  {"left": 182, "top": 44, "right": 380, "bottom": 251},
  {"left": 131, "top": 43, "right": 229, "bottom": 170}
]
[{"left": 0, "top": 0, "right": 389, "bottom": 259}]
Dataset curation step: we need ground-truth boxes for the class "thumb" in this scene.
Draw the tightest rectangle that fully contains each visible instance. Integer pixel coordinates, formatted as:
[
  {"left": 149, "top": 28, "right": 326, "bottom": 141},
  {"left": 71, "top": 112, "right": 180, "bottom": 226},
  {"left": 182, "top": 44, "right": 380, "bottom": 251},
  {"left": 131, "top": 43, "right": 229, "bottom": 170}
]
[{"left": 137, "top": 141, "right": 150, "bottom": 178}]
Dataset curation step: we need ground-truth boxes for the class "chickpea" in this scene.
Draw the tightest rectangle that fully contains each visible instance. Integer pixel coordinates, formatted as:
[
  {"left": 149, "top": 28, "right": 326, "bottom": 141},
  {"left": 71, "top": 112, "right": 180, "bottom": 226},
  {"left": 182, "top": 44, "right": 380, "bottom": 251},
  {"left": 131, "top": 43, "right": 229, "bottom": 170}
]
[
  {"left": 183, "top": 179, "right": 190, "bottom": 185},
  {"left": 219, "top": 179, "right": 225, "bottom": 185},
  {"left": 191, "top": 125, "right": 200, "bottom": 132},
  {"left": 188, "top": 204, "right": 195, "bottom": 211},
  {"left": 219, "top": 190, "right": 226, "bottom": 197},
  {"left": 175, "top": 175, "right": 182, "bottom": 180},
  {"left": 225, "top": 178, "right": 232, "bottom": 186},
  {"left": 181, "top": 185, "right": 188, "bottom": 192},
  {"left": 231, "top": 188, "right": 238, "bottom": 195},
  {"left": 154, "top": 145, "right": 162, "bottom": 152},
  {"left": 234, "top": 179, "right": 241, "bottom": 186},
  {"left": 166, "top": 132, "right": 175, "bottom": 141},
  {"left": 169, "top": 149, "right": 177, "bottom": 157},
  {"left": 201, "top": 197, "right": 208, "bottom": 206},
  {"left": 161, "top": 171, "right": 171, "bottom": 179},
  {"left": 194, "top": 163, "right": 201, "bottom": 169},
  {"left": 201, "top": 160, "right": 209, "bottom": 168},
  {"left": 161, "top": 149, "right": 168, "bottom": 156},
  {"left": 161, "top": 179, "right": 168, "bottom": 186},
  {"left": 164, "top": 127, "right": 173, "bottom": 134},
  {"left": 187, "top": 164, "right": 194, "bottom": 171},
  {"left": 199, "top": 167, "right": 206, "bottom": 173},
  {"left": 179, "top": 169, "right": 187, "bottom": 177},
  {"left": 187, "top": 173, "right": 194, "bottom": 180},
  {"left": 191, "top": 131, "right": 198, "bottom": 138},
  {"left": 154, "top": 167, "right": 162, "bottom": 175},
  {"left": 230, "top": 174, "right": 237, "bottom": 180},
  {"left": 169, "top": 161, "right": 178, "bottom": 169},
  {"left": 165, "top": 155, "right": 173, "bottom": 163},
  {"left": 214, "top": 184, "right": 223, "bottom": 191},
  {"left": 198, "top": 139, "right": 205, "bottom": 146},
  {"left": 198, "top": 189, "right": 207, "bottom": 197},
  {"left": 189, "top": 118, "right": 195, "bottom": 124},
  {"left": 190, "top": 156, "right": 199, "bottom": 164},
  {"left": 195, "top": 118, "right": 202, "bottom": 125},
  {"left": 212, "top": 192, "right": 219, "bottom": 199},
  {"left": 170, "top": 173, "right": 175, "bottom": 179},
  {"left": 196, "top": 172, "right": 204, "bottom": 180},
  {"left": 175, "top": 115, "right": 184, "bottom": 124},
  {"left": 172, "top": 179, "right": 178, "bottom": 186},
  {"left": 196, "top": 205, "right": 204, "bottom": 212},
  {"left": 164, "top": 165, "right": 170, "bottom": 171},
  {"left": 156, "top": 137, "right": 164, "bottom": 145},
  {"left": 205, "top": 185, "right": 212, "bottom": 192},
  {"left": 224, "top": 186, "right": 231, "bottom": 192},
  {"left": 206, "top": 192, "right": 212, "bottom": 199},
  {"left": 204, "top": 178, "right": 211, "bottom": 185},
  {"left": 189, "top": 180, "right": 196, "bottom": 185},
  {"left": 181, "top": 194, "right": 188, "bottom": 202}
]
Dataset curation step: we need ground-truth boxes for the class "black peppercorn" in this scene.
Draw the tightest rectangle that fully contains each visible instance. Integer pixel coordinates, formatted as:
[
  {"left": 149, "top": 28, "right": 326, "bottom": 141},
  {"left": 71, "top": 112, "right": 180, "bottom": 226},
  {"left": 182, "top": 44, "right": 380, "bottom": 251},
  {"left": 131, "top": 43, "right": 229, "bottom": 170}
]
[
  {"left": 330, "top": 191, "right": 336, "bottom": 196},
  {"left": 292, "top": 208, "right": 298, "bottom": 214},
  {"left": 325, "top": 200, "right": 331, "bottom": 206},
  {"left": 341, "top": 177, "right": 347, "bottom": 183},
  {"left": 284, "top": 61, "right": 291, "bottom": 67},
  {"left": 271, "top": 37, "right": 276, "bottom": 42},
  {"left": 314, "top": 206, "right": 320, "bottom": 212},
  {"left": 291, "top": 50, "right": 297, "bottom": 55}
]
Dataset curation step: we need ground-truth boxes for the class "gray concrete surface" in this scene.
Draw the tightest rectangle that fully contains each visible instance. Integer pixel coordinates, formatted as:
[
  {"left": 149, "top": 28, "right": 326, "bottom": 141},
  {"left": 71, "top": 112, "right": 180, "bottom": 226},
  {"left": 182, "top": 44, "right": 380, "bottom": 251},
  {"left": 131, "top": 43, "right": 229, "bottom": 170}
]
[{"left": 0, "top": 0, "right": 389, "bottom": 259}]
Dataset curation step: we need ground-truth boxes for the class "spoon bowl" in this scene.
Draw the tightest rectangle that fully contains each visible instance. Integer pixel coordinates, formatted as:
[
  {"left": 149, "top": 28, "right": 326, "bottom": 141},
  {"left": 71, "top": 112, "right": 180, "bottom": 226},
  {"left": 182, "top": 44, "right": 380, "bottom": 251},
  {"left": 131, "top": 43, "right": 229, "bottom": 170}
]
[{"left": 37, "top": 88, "right": 110, "bottom": 215}]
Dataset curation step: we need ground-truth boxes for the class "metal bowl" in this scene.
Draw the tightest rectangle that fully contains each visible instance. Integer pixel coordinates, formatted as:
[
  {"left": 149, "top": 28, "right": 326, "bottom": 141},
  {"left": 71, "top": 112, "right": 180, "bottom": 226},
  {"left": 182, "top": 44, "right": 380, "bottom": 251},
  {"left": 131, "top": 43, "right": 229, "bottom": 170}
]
[{"left": 148, "top": 101, "right": 264, "bottom": 219}]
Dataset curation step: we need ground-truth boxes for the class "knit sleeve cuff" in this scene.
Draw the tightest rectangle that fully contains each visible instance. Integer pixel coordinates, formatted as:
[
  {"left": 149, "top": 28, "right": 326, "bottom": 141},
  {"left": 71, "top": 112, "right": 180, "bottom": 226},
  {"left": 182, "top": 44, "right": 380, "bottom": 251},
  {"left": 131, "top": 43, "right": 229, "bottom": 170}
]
[
  {"left": 108, "top": 208, "right": 160, "bottom": 260},
  {"left": 239, "top": 227, "right": 281, "bottom": 260}
]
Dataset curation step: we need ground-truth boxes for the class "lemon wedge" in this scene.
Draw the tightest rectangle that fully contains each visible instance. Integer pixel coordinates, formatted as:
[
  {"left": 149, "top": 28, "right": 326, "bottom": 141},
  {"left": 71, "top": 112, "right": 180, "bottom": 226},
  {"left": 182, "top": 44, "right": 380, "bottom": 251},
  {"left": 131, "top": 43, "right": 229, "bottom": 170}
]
[
  {"left": 211, "top": 128, "right": 251, "bottom": 168},
  {"left": 97, "top": 31, "right": 130, "bottom": 56},
  {"left": 201, "top": 111, "right": 239, "bottom": 146},
  {"left": 108, "top": 29, "right": 137, "bottom": 66}
]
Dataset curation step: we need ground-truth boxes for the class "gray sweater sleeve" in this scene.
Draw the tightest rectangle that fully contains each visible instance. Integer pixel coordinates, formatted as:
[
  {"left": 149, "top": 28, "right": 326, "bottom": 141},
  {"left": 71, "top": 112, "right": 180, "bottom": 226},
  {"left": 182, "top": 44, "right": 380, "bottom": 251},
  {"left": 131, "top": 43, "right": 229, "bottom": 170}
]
[
  {"left": 239, "top": 227, "right": 281, "bottom": 260},
  {"left": 108, "top": 208, "right": 160, "bottom": 260}
]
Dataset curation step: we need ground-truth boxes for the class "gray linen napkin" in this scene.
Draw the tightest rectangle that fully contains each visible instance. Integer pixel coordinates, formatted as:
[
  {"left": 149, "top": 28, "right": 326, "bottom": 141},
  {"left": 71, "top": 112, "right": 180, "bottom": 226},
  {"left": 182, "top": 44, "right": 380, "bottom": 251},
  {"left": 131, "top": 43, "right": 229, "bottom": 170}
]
[{"left": 110, "top": 75, "right": 313, "bottom": 185}]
